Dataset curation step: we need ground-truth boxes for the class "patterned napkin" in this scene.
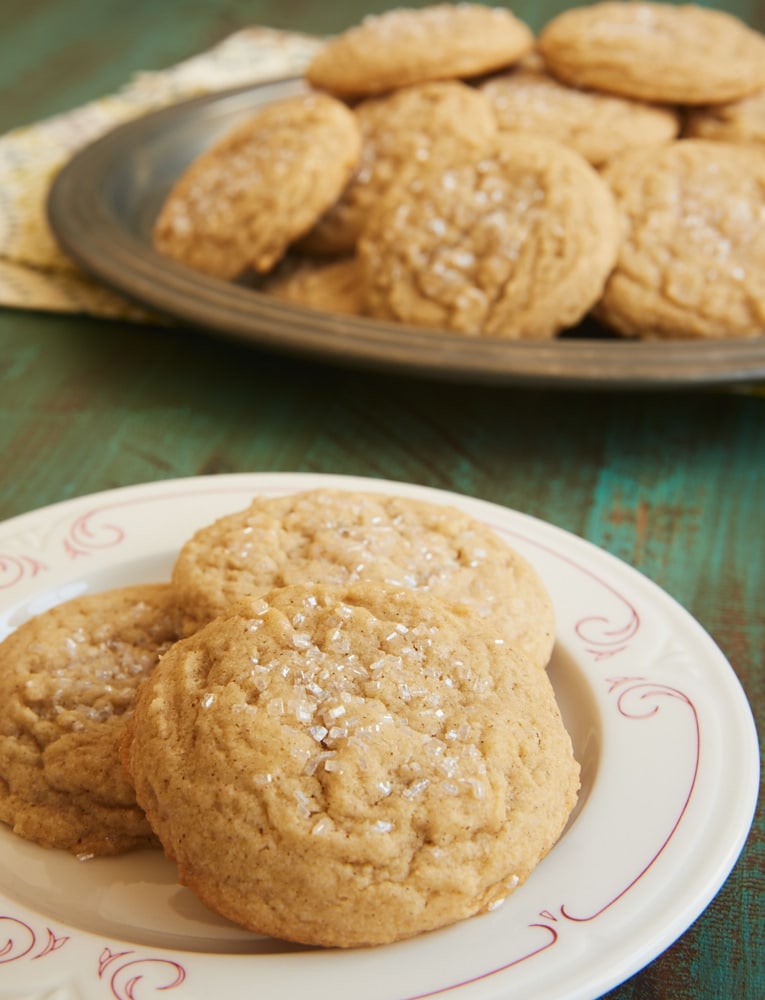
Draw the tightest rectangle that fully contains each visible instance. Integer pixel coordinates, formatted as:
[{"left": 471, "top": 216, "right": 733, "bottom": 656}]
[{"left": 0, "top": 27, "right": 321, "bottom": 320}]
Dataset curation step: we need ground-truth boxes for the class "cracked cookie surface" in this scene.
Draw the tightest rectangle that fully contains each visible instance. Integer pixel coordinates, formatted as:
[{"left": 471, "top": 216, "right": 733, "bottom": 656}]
[
  {"left": 171, "top": 488, "right": 556, "bottom": 670},
  {"left": 123, "top": 582, "right": 579, "bottom": 947},
  {"left": 596, "top": 139, "right": 765, "bottom": 339},
  {"left": 538, "top": 2, "right": 765, "bottom": 105},
  {"left": 0, "top": 584, "right": 181, "bottom": 855},
  {"left": 306, "top": 4, "right": 534, "bottom": 99},
  {"left": 153, "top": 93, "right": 361, "bottom": 278},
  {"left": 481, "top": 65, "right": 679, "bottom": 167},
  {"left": 301, "top": 80, "right": 496, "bottom": 256},
  {"left": 358, "top": 134, "right": 619, "bottom": 339}
]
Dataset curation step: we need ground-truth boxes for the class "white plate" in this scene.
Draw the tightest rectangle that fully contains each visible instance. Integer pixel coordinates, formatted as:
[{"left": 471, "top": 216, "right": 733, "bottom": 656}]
[{"left": 0, "top": 473, "right": 758, "bottom": 1000}]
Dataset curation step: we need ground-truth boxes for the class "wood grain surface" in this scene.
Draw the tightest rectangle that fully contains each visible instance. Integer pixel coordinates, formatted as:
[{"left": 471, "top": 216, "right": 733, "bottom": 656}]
[{"left": 0, "top": 3, "right": 763, "bottom": 998}]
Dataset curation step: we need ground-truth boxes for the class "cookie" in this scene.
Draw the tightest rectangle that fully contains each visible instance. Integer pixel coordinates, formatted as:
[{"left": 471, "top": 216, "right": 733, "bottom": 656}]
[
  {"left": 300, "top": 80, "right": 497, "bottom": 256},
  {"left": 171, "top": 489, "right": 556, "bottom": 670},
  {"left": 595, "top": 139, "right": 765, "bottom": 340},
  {"left": 538, "top": 3, "right": 765, "bottom": 106},
  {"left": 683, "top": 87, "right": 765, "bottom": 146},
  {"left": 480, "top": 65, "right": 680, "bottom": 167},
  {"left": 357, "top": 134, "right": 620, "bottom": 338},
  {"left": 152, "top": 93, "right": 362, "bottom": 278},
  {"left": 123, "top": 583, "right": 579, "bottom": 947},
  {"left": 262, "top": 256, "right": 365, "bottom": 315},
  {"left": 0, "top": 584, "right": 181, "bottom": 856},
  {"left": 306, "top": 4, "right": 534, "bottom": 99}
]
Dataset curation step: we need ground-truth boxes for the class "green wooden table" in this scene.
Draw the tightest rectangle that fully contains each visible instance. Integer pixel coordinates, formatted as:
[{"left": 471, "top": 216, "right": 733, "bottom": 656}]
[{"left": 0, "top": 2, "right": 762, "bottom": 998}]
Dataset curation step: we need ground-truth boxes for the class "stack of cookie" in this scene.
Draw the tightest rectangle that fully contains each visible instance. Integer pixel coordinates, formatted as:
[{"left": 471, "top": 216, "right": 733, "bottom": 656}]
[
  {"left": 152, "top": 2, "right": 765, "bottom": 341},
  {"left": 0, "top": 489, "right": 580, "bottom": 947}
]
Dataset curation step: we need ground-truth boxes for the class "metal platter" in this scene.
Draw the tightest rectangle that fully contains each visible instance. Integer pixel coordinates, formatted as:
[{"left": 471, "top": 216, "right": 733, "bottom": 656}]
[{"left": 47, "top": 78, "right": 765, "bottom": 388}]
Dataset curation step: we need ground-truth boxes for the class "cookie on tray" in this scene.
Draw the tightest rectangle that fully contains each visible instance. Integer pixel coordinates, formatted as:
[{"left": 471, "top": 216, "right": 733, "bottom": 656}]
[
  {"left": 683, "top": 87, "right": 765, "bottom": 146},
  {"left": 300, "top": 80, "right": 497, "bottom": 256},
  {"left": 480, "top": 65, "right": 680, "bottom": 167},
  {"left": 0, "top": 584, "right": 181, "bottom": 856},
  {"left": 306, "top": 4, "right": 534, "bottom": 99},
  {"left": 357, "top": 134, "right": 620, "bottom": 339},
  {"left": 152, "top": 93, "right": 362, "bottom": 279},
  {"left": 170, "top": 489, "right": 556, "bottom": 670},
  {"left": 596, "top": 139, "right": 765, "bottom": 340},
  {"left": 123, "top": 582, "right": 580, "bottom": 947},
  {"left": 262, "top": 256, "right": 365, "bottom": 315},
  {"left": 538, "top": 2, "right": 765, "bottom": 106}
]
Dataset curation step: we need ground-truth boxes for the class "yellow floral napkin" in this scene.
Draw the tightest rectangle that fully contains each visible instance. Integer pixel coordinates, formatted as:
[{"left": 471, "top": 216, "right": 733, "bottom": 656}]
[{"left": 0, "top": 27, "right": 320, "bottom": 320}]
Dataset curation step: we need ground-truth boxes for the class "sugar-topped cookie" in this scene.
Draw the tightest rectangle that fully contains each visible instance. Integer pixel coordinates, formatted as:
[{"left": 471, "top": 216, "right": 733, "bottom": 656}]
[
  {"left": 306, "top": 4, "right": 534, "bottom": 99},
  {"left": 153, "top": 93, "right": 361, "bottom": 278},
  {"left": 358, "top": 134, "right": 619, "bottom": 338},
  {"left": 0, "top": 584, "right": 181, "bottom": 856},
  {"left": 300, "top": 80, "right": 496, "bottom": 256},
  {"left": 538, "top": 2, "right": 765, "bottom": 105},
  {"left": 170, "top": 488, "right": 556, "bottom": 669},
  {"left": 123, "top": 583, "right": 579, "bottom": 947},
  {"left": 596, "top": 139, "right": 765, "bottom": 339},
  {"left": 481, "top": 65, "right": 679, "bottom": 167}
]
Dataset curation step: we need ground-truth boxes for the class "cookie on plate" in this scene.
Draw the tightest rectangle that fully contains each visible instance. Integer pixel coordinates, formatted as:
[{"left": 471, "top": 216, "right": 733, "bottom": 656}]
[
  {"left": 683, "top": 87, "right": 765, "bottom": 146},
  {"left": 480, "top": 65, "right": 679, "bottom": 167},
  {"left": 306, "top": 4, "right": 534, "bottom": 99},
  {"left": 170, "top": 489, "right": 556, "bottom": 670},
  {"left": 262, "top": 256, "right": 365, "bottom": 315},
  {"left": 357, "top": 134, "right": 620, "bottom": 338},
  {"left": 0, "top": 584, "right": 181, "bottom": 856},
  {"left": 538, "top": 2, "right": 765, "bottom": 105},
  {"left": 300, "top": 80, "right": 497, "bottom": 256},
  {"left": 152, "top": 93, "right": 362, "bottom": 278},
  {"left": 596, "top": 139, "right": 765, "bottom": 340},
  {"left": 123, "top": 583, "right": 580, "bottom": 947}
]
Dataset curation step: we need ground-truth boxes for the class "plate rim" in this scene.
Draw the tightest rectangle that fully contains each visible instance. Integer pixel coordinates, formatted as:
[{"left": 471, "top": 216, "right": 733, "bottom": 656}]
[
  {"left": 0, "top": 472, "right": 759, "bottom": 1000},
  {"left": 46, "top": 82, "right": 765, "bottom": 390}
]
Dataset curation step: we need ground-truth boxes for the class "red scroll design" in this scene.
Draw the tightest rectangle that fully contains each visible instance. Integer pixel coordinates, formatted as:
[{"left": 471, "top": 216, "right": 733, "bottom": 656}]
[
  {"left": 98, "top": 946, "right": 187, "bottom": 999},
  {"left": 544, "top": 677, "right": 699, "bottom": 926},
  {"left": 0, "top": 915, "right": 69, "bottom": 964},
  {"left": 64, "top": 508, "right": 126, "bottom": 558},
  {"left": 0, "top": 553, "right": 47, "bottom": 590}
]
